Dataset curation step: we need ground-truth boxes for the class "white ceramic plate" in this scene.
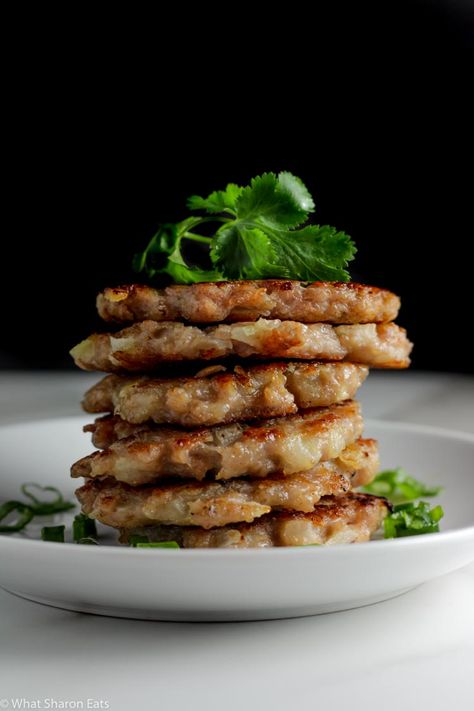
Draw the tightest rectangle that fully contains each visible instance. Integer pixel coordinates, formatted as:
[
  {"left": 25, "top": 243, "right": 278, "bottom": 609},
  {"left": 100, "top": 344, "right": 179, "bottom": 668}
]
[{"left": 1, "top": 416, "right": 473, "bottom": 621}]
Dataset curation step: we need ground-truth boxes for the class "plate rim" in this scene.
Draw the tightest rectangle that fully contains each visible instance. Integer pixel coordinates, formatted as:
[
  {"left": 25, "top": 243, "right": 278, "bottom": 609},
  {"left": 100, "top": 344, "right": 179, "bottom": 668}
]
[
  {"left": 1, "top": 415, "right": 474, "bottom": 557},
  {"left": 1, "top": 523, "right": 474, "bottom": 558}
]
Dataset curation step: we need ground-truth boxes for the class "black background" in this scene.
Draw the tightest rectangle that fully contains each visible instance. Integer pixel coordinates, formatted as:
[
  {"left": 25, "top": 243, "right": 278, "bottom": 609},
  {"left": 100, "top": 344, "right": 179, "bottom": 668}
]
[{"left": 2, "top": 1, "right": 473, "bottom": 372}]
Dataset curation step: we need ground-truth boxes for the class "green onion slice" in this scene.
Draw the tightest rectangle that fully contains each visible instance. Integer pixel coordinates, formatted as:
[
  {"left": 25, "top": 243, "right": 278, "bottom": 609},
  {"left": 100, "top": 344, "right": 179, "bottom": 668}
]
[
  {"left": 41, "top": 525, "right": 66, "bottom": 542},
  {"left": 73, "top": 514, "right": 97, "bottom": 541},
  {"left": 129, "top": 534, "right": 180, "bottom": 548},
  {"left": 21, "top": 483, "right": 76, "bottom": 515},
  {"left": 0, "top": 501, "right": 34, "bottom": 533},
  {"left": 134, "top": 541, "right": 180, "bottom": 548}
]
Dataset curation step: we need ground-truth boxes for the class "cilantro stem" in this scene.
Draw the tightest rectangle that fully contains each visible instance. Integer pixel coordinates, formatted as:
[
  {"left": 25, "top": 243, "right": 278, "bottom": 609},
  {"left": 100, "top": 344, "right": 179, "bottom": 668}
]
[
  {"left": 198, "top": 216, "right": 232, "bottom": 223},
  {"left": 182, "top": 232, "right": 213, "bottom": 244},
  {"left": 184, "top": 216, "right": 230, "bottom": 228}
]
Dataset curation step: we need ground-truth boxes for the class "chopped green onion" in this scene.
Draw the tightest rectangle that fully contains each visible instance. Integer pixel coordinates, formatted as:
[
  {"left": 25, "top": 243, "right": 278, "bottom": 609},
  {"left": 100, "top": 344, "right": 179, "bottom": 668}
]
[
  {"left": 77, "top": 537, "right": 98, "bottom": 545},
  {"left": 129, "top": 533, "right": 180, "bottom": 548},
  {"left": 134, "top": 541, "right": 180, "bottom": 548},
  {"left": 73, "top": 514, "right": 97, "bottom": 541},
  {"left": 41, "top": 525, "right": 65, "bottom": 542},
  {"left": 21, "top": 483, "right": 76, "bottom": 515},
  {"left": 383, "top": 501, "right": 444, "bottom": 538},
  {"left": 0, "top": 501, "right": 35, "bottom": 533}
]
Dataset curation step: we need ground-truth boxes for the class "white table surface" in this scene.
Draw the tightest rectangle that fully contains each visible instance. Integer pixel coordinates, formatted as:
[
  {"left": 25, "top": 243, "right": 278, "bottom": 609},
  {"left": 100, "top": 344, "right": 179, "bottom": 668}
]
[{"left": 1, "top": 370, "right": 473, "bottom": 711}]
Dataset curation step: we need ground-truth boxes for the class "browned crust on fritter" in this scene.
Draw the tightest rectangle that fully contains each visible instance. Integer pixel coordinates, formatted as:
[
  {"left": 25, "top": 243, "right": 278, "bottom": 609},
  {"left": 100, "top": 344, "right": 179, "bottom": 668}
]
[
  {"left": 81, "top": 361, "right": 368, "bottom": 429},
  {"left": 117, "top": 493, "right": 390, "bottom": 547},
  {"left": 71, "top": 401, "right": 363, "bottom": 485},
  {"left": 75, "top": 439, "right": 379, "bottom": 529},
  {"left": 70, "top": 320, "right": 412, "bottom": 372},
  {"left": 97, "top": 281, "right": 400, "bottom": 324},
  {"left": 83, "top": 415, "right": 150, "bottom": 449}
]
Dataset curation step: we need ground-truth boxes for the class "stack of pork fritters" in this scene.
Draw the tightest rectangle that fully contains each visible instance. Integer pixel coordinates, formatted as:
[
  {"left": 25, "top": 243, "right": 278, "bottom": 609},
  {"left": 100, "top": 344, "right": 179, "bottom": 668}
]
[{"left": 70, "top": 280, "right": 412, "bottom": 548}]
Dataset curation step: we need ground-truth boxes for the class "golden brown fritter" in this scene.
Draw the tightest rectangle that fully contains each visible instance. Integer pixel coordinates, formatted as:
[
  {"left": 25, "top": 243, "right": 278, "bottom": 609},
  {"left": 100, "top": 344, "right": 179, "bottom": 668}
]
[
  {"left": 97, "top": 280, "right": 400, "bottom": 324},
  {"left": 76, "top": 439, "right": 379, "bottom": 529},
  {"left": 83, "top": 415, "right": 148, "bottom": 449},
  {"left": 82, "top": 361, "right": 368, "bottom": 428},
  {"left": 71, "top": 401, "right": 363, "bottom": 485},
  {"left": 118, "top": 493, "right": 390, "bottom": 547},
  {"left": 70, "top": 320, "right": 412, "bottom": 372}
]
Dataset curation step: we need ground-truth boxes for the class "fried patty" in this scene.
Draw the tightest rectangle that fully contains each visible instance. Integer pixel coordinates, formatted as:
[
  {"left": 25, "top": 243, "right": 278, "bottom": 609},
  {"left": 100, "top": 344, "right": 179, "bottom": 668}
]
[
  {"left": 84, "top": 415, "right": 150, "bottom": 449},
  {"left": 117, "top": 493, "right": 389, "bottom": 547},
  {"left": 97, "top": 281, "right": 400, "bottom": 324},
  {"left": 76, "top": 439, "right": 379, "bottom": 529},
  {"left": 70, "top": 320, "right": 412, "bottom": 372},
  {"left": 71, "top": 401, "right": 363, "bottom": 485},
  {"left": 82, "top": 361, "right": 368, "bottom": 428}
]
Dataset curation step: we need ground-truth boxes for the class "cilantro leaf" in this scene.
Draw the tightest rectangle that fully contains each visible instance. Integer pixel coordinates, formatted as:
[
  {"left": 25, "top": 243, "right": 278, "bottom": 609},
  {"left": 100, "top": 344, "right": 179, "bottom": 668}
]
[
  {"left": 363, "top": 468, "right": 442, "bottom": 504},
  {"left": 211, "top": 172, "right": 353, "bottom": 281},
  {"left": 188, "top": 183, "right": 242, "bottom": 214},
  {"left": 236, "top": 172, "right": 313, "bottom": 227},
  {"left": 212, "top": 223, "right": 354, "bottom": 281},
  {"left": 210, "top": 224, "right": 286, "bottom": 279},
  {"left": 278, "top": 171, "right": 315, "bottom": 214},
  {"left": 263, "top": 224, "right": 356, "bottom": 282},
  {"left": 383, "top": 501, "right": 444, "bottom": 538}
]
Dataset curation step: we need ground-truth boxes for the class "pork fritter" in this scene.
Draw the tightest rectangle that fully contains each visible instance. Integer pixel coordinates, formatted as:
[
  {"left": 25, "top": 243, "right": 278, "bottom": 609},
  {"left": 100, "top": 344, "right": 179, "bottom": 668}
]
[
  {"left": 97, "top": 280, "right": 400, "bottom": 324},
  {"left": 118, "top": 493, "right": 389, "bottom": 547},
  {"left": 82, "top": 361, "right": 368, "bottom": 428},
  {"left": 71, "top": 401, "right": 363, "bottom": 485},
  {"left": 71, "top": 320, "right": 412, "bottom": 372},
  {"left": 76, "top": 439, "right": 379, "bottom": 528}
]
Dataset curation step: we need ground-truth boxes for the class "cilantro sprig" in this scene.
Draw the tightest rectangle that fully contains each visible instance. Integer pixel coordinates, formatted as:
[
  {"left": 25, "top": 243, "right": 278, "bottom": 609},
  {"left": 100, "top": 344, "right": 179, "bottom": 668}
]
[
  {"left": 133, "top": 172, "right": 356, "bottom": 284},
  {"left": 362, "top": 468, "right": 442, "bottom": 504}
]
